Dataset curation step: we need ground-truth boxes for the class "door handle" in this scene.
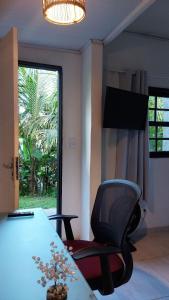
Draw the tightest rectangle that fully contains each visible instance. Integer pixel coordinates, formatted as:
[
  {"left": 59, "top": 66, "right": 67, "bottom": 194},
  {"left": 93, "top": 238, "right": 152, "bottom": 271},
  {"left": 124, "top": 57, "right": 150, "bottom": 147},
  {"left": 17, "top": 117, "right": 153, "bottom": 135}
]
[
  {"left": 15, "top": 157, "right": 19, "bottom": 180},
  {"left": 3, "top": 158, "right": 19, "bottom": 180}
]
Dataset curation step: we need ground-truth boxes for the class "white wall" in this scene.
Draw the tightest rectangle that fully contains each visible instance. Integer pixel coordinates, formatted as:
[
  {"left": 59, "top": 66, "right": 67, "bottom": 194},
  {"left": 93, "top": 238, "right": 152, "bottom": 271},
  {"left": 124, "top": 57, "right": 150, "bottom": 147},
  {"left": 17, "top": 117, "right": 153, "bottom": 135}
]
[
  {"left": 104, "top": 32, "right": 169, "bottom": 229},
  {"left": 19, "top": 44, "right": 82, "bottom": 237}
]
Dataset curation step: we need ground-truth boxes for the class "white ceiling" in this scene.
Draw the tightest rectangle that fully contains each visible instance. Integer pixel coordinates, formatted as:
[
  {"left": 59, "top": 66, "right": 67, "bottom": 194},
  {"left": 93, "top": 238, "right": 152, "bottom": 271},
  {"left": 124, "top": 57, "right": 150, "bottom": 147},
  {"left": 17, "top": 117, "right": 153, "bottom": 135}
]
[
  {"left": 0, "top": 0, "right": 156, "bottom": 50},
  {"left": 127, "top": 0, "right": 169, "bottom": 40}
]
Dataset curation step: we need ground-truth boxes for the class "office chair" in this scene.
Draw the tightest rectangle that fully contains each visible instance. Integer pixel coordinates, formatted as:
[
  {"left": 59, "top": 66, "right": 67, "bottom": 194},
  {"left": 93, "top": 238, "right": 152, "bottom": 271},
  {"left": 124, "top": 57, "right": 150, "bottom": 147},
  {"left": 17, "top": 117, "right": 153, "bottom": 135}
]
[{"left": 49, "top": 179, "right": 141, "bottom": 295}]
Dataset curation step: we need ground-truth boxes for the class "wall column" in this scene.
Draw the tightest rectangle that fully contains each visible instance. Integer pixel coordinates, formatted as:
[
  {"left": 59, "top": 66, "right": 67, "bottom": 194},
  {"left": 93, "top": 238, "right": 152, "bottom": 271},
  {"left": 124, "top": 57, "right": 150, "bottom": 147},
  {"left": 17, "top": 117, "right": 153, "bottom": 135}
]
[{"left": 81, "top": 40, "right": 103, "bottom": 239}]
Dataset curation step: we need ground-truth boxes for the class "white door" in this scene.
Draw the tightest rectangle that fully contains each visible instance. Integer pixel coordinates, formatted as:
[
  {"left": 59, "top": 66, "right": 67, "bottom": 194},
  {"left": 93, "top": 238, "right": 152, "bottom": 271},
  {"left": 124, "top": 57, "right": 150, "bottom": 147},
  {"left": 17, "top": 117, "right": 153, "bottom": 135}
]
[{"left": 0, "top": 27, "right": 19, "bottom": 213}]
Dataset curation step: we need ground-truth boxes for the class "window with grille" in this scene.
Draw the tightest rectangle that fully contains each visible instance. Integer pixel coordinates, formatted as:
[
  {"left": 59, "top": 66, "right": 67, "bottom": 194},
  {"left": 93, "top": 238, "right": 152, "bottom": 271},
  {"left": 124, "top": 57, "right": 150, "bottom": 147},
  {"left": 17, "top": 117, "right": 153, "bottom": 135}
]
[{"left": 149, "top": 87, "right": 169, "bottom": 158}]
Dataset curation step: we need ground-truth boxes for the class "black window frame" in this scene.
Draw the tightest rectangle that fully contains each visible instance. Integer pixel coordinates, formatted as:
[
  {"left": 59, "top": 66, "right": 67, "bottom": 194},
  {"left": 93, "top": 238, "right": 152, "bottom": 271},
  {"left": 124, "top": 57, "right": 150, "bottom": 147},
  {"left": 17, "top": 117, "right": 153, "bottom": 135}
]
[
  {"left": 149, "top": 86, "right": 169, "bottom": 158},
  {"left": 18, "top": 60, "right": 63, "bottom": 235}
]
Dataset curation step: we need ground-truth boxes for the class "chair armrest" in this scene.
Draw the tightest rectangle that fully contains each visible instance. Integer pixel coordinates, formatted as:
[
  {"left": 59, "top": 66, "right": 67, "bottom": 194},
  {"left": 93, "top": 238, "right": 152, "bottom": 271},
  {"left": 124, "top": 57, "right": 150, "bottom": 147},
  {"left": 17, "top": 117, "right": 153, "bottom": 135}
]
[
  {"left": 73, "top": 245, "right": 121, "bottom": 295},
  {"left": 73, "top": 245, "right": 121, "bottom": 260},
  {"left": 48, "top": 214, "right": 78, "bottom": 240},
  {"left": 48, "top": 214, "right": 78, "bottom": 220}
]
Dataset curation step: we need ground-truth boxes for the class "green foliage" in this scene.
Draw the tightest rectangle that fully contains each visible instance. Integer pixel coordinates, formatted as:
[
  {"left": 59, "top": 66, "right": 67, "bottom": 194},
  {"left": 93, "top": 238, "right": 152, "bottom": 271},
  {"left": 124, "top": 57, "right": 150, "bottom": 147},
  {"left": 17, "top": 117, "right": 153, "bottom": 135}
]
[
  {"left": 19, "top": 67, "right": 59, "bottom": 197},
  {"left": 148, "top": 96, "right": 167, "bottom": 152},
  {"left": 148, "top": 96, "right": 155, "bottom": 108},
  {"left": 149, "top": 96, "right": 169, "bottom": 152}
]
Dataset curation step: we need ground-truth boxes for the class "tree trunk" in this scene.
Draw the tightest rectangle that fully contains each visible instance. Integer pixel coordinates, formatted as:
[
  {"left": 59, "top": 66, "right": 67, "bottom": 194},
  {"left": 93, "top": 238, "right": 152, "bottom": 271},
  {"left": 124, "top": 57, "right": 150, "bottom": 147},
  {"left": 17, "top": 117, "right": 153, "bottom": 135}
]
[{"left": 29, "top": 157, "right": 37, "bottom": 195}]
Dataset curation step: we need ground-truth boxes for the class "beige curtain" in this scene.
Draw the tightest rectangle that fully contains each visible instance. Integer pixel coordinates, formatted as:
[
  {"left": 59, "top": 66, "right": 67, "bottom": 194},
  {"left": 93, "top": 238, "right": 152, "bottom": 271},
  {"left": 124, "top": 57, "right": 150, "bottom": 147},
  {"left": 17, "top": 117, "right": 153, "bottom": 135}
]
[{"left": 102, "top": 70, "right": 149, "bottom": 202}]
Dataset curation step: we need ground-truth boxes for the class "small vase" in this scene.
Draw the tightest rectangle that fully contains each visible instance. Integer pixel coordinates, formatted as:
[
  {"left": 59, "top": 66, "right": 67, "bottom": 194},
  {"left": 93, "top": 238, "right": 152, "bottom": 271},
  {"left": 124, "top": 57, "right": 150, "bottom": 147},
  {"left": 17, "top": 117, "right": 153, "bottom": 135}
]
[{"left": 46, "top": 284, "right": 67, "bottom": 300}]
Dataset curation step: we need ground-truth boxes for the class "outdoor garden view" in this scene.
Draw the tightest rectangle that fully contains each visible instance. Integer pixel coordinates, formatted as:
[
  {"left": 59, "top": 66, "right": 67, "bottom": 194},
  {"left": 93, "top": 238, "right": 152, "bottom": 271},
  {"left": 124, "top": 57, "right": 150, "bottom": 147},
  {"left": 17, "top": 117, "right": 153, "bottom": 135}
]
[
  {"left": 18, "top": 66, "right": 59, "bottom": 209},
  {"left": 149, "top": 95, "right": 169, "bottom": 152}
]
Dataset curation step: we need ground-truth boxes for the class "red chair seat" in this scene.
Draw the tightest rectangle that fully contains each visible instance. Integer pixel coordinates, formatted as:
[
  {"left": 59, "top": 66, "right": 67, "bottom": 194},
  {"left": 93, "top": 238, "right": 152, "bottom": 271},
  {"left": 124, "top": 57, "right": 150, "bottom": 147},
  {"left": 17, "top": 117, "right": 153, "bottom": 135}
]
[{"left": 64, "top": 240, "right": 124, "bottom": 280}]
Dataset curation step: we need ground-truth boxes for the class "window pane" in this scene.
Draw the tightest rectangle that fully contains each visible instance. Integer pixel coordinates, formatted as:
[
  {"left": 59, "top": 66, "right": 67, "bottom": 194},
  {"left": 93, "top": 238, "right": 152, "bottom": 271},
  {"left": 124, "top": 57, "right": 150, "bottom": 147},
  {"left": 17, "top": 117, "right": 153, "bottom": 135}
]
[
  {"left": 157, "top": 97, "right": 169, "bottom": 109},
  {"left": 149, "top": 90, "right": 169, "bottom": 155},
  {"left": 149, "top": 126, "right": 155, "bottom": 138},
  {"left": 148, "top": 110, "right": 155, "bottom": 121},
  {"left": 149, "top": 140, "right": 156, "bottom": 152},
  {"left": 157, "top": 140, "right": 169, "bottom": 151},
  {"left": 157, "top": 126, "right": 163, "bottom": 138},
  {"left": 157, "top": 140, "right": 163, "bottom": 151},
  {"left": 157, "top": 127, "right": 169, "bottom": 138},
  {"left": 157, "top": 110, "right": 163, "bottom": 121},
  {"left": 149, "top": 96, "right": 155, "bottom": 108},
  {"left": 157, "top": 110, "right": 169, "bottom": 122}
]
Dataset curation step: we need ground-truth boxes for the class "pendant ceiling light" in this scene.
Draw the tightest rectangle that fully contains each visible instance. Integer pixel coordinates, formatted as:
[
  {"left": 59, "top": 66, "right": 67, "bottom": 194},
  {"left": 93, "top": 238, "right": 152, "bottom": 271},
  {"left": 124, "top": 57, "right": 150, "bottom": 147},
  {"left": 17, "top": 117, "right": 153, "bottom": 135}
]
[{"left": 43, "top": 0, "right": 86, "bottom": 25}]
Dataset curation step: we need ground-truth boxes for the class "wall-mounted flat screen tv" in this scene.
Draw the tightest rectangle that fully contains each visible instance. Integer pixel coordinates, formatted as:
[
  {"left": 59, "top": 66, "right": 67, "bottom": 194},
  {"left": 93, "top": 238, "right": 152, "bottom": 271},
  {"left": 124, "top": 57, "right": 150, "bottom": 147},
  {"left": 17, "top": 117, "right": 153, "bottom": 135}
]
[{"left": 103, "top": 86, "right": 148, "bottom": 130}]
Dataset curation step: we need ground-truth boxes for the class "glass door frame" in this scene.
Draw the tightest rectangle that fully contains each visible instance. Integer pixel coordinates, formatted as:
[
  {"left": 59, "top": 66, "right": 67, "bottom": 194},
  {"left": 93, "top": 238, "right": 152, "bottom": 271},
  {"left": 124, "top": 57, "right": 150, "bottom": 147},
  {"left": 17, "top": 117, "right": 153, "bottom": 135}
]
[{"left": 18, "top": 60, "right": 63, "bottom": 235}]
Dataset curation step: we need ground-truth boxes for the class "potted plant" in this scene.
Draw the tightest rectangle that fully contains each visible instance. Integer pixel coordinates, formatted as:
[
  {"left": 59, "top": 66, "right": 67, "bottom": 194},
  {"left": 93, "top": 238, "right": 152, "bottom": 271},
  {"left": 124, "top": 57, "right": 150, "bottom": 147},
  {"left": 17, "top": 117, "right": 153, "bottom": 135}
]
[{"left": 32, "top": 242, "right": 77, "bottom": 300}]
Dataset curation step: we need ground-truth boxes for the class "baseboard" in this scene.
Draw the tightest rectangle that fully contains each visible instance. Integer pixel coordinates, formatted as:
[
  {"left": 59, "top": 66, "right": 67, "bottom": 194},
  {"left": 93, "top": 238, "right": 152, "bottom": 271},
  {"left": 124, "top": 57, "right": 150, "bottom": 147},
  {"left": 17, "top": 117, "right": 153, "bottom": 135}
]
[{"left": 147, "top": 226, "right": 169, "bottom": 234}]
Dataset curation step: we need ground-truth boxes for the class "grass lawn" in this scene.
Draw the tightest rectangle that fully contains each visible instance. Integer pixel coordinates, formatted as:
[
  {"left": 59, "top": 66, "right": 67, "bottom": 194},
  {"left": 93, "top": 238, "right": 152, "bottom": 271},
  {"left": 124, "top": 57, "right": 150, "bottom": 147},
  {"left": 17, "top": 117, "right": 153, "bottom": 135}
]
[{"left": 19, "top": 196, "right": 56, "bottom": 209}]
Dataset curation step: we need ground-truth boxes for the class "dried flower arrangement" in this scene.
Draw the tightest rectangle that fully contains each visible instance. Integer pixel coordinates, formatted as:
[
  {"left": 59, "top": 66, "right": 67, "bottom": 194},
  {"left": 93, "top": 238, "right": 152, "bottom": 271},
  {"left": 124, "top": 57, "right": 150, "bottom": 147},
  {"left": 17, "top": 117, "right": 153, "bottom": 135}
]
[{"left": 32, "top": 242, "right": 78, "bottom": 299}]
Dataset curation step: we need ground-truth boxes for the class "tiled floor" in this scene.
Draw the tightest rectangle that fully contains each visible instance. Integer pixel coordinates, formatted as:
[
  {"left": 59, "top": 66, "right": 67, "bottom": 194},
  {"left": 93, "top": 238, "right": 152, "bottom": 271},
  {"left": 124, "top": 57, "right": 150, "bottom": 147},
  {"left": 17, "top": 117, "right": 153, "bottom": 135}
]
[{"left": 95, "top": 229, "right": 169, "bottom": 300}]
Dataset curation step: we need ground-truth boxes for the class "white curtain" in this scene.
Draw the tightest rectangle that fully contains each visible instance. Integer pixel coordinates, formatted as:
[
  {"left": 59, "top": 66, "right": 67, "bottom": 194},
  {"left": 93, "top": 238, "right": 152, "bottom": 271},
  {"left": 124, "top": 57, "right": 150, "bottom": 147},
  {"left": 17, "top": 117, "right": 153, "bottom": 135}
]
[{"left": 102, "top": 70, "right": 149, "bottom": 202}]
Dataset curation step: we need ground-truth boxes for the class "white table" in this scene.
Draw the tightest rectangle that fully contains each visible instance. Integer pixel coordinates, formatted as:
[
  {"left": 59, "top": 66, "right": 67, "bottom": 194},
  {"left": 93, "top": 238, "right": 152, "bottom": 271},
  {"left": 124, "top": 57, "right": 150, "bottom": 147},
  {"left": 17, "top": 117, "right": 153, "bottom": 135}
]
[{"left": 0, "top": 209, "right": 97, "bottom": 300}]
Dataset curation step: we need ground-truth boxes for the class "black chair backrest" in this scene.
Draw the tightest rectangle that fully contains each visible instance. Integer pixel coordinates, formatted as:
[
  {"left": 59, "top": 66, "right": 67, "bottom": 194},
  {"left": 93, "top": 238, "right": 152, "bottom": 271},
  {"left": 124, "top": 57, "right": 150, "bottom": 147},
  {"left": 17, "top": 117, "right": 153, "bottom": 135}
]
[{"left": 91, "top": 179, "right": 141, "bottom": 248}]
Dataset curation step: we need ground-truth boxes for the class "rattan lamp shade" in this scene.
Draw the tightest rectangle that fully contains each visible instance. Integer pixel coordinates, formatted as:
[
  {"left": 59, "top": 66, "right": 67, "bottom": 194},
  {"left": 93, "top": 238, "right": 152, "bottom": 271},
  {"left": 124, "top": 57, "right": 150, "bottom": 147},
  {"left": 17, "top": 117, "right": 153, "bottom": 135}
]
[{"left": 43, "top": 0, "right": 86, "bottom": 25}]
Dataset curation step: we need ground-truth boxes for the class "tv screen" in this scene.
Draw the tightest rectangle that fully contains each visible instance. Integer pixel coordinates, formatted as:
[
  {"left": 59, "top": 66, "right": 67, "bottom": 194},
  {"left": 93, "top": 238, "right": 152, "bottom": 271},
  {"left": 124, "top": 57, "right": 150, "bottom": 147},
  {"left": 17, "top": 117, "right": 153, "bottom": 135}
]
[{"left": 103, "top": 86, "right": 148, "bottom": 130}]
